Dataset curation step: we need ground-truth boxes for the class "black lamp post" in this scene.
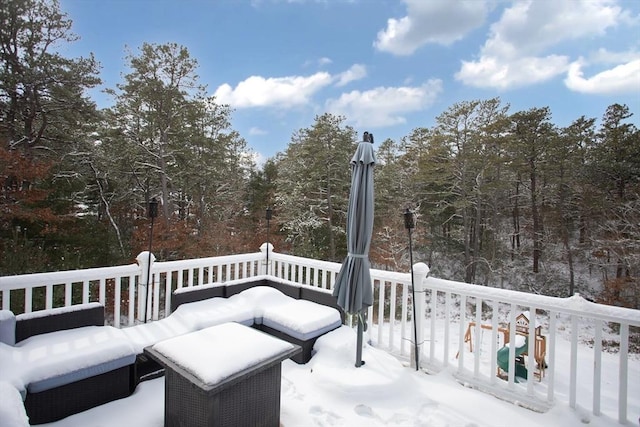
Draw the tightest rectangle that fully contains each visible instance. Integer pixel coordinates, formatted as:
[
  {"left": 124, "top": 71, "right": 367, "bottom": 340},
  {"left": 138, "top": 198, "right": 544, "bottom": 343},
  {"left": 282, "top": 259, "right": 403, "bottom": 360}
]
[
  {"left": 265, "top": 206, "right": 272, "bottom": 275},
  {"left": 144, "top": 198, "right": 158, "bottom": 324},
  {"left": 404, "top": 208, "right": 419, "bottom": 371}
]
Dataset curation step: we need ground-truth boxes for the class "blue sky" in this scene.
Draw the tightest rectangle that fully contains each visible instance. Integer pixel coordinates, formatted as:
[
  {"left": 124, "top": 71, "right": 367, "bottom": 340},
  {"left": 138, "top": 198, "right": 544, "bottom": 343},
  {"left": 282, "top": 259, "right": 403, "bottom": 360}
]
[{"left": 58, "top": 0, "right": 640, "bottom": 164}]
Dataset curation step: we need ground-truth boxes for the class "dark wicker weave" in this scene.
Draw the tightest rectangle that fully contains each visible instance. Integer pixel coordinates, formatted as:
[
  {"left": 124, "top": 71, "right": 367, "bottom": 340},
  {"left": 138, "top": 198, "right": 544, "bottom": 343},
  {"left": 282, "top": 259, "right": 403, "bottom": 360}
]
[
  {"left": 146, "top": 339, "right": 301, "bottom": 427},
  {"left": 135, "top": 353, "right": 165, "bottom": 384},
  {"left": 15, "top": 304, "right": 104, "bottom": 343},
  {"left": 255, "top": 323, "right": 325, "bottom": 364},
  {"left": 24, "top": 364, "right": 135, "bottom": 425}
]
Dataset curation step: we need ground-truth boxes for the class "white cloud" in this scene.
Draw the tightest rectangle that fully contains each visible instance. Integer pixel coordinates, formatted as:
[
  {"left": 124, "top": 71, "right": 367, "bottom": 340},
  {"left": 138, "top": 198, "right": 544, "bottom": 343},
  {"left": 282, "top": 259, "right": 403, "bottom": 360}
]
[
  {"left": 213, "top": 64, "right": 367, "bottom": 109},
  {"left": 482, "top": 0, "right": 623, "bottom": 59},
  {"left": 252, "top": 151, "right": 267, "bottom": 169},
  {"left": 374, "top": 0, "right": 491, "bottom": 55},
  {"left": 589, "top": 48, "right": 640, "bottom": 65},
  {"left": 213, "top": 72, "right": 332, "bottom": 108},
  {"left": 456, "top": 55, "right": 570, "bottom": 90},
  {"left": 335, "top": 64, "right": 367, "bottom": 87},
  {"left": 565, "top": 59, "right": 640, "bottom": 95},
  {"left": 457, "top": 0, "right": 631, "bottom": 90},
  {"left": 303, "top": 57, "right": 333, "bottom": 68},
  {"left": 249, "top": 127, "right": 268, "bottom": 136},
  {"left": 325, "top": 80, "right": 443, "bottom": 127}
]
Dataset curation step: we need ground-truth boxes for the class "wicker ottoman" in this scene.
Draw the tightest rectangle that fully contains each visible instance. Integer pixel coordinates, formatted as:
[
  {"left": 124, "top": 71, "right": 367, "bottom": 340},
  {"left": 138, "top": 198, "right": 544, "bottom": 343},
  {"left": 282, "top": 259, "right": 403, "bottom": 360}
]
[{"left": 145, "top": 323, "right": 301, "bottom": 427}]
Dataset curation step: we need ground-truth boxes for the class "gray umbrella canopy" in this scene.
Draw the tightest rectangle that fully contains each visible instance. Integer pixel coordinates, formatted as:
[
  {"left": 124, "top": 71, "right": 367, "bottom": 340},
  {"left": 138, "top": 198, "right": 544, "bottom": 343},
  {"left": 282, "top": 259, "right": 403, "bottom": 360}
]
[{"left": 333, "top": 141, "right": 376, "bottom": 366}]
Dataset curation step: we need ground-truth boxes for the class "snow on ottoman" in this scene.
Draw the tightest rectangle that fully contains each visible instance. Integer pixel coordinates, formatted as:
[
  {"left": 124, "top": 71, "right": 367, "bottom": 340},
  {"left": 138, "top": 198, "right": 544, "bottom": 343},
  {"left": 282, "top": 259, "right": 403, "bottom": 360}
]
[
  {"left": 260, "top": 298, "right": 342, "bottom": 364},
  {"left": 146, "top": 323, "right": 301, "bottom": 427}
]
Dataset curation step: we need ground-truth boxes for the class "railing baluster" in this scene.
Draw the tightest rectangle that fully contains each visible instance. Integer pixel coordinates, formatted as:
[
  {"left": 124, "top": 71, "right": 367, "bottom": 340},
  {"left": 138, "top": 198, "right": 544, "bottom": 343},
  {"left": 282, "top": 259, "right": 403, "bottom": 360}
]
[
  {"left": 153, "top": 273, "right": 160, "bottom": 320},
  {"left": 165, "top": 272, "right": 173, "bottom": 318},
  {"left": 128, "top": 274, "right": 135, "bottom": 326},
  {"left": 569, "top": 314, "right": 578, "bottom": 408},
  {"left": 507, "top": 305, "right": 517, "bottom": 388},
  {"left": 547, "top": 310, "right": 556, "bottom": 404},
  {"left": 2, "top": 289, "right": 9, "bottom": 310},
  {"left": 474, "top": 297, "right": 482, "bottom": 379},
  {"left": 99, "top": 278, "right": 106, "bottom": 307},
  {"left": 188, "top": 268, "right": 195, "bottom": 288},
  {"left": 618, "top": 323, "right": 629, "bottom": 424},
  {"left": 82, "top": 280, "right": 89, "bottom": 304},
  {"left": 444, "top": 291, "right": 451, "bottom": 367},
  {"left": 389, "top": 281, "right": 396, "bottom": 350},
  {"left": 429, "top": 289, "right": 436, "bottom": 365},
  {"left": 25, "top": 287, "right": 32, "bottom": 313},
  {"left": 377, "top": 281, "right": 385, "bottom": 346},
  {"left": 526, "top": 305, "right": 536, "bottom": 396},
  {"left": 458, "top": 295, "right": 466, "bottom": 371},
  {"left": 490, "top": 300, "right": 499, "bottom": 385},
  {"left": 45, "top": 284, "right": 53, "bottom": 309},
  {"left": 114, "top": 277, "right": 121, "bottom": 328},
  {"left": 593, "top": 318, "right": 602, "bottom": 415},
  {"left": 400, "top": 282, "right": 408, "bottom": 357},
  {"left": 65, "top": 283, "right": 72, "bottom": 307}
]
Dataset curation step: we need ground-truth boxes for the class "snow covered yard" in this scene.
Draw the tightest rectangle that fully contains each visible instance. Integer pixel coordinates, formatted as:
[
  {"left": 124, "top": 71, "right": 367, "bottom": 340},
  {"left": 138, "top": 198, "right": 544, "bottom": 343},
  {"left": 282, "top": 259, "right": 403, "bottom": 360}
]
[{"left": 39, "top": 324, "right": 638, "bottom": 427}]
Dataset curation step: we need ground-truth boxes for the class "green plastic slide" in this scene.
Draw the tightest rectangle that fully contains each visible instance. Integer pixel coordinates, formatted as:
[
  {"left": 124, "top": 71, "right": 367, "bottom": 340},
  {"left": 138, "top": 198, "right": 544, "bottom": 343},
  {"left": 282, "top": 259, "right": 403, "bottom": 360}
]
[{"left": 497, "top": 336, "right": 528, "bottom": 381}]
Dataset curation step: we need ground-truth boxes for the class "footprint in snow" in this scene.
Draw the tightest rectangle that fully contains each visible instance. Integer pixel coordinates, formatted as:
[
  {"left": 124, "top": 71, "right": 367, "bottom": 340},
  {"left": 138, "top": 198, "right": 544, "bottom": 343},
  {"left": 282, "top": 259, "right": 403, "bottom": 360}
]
[{"left": 309, "top": 405, "right": 342, "bottom": 426}]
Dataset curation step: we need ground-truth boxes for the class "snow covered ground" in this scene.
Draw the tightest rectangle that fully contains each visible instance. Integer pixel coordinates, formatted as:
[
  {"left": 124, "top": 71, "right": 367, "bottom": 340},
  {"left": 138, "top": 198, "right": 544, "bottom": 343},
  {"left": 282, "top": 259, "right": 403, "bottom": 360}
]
[{"left": 40, "top": 322, "right": 639, "bottom": 427}]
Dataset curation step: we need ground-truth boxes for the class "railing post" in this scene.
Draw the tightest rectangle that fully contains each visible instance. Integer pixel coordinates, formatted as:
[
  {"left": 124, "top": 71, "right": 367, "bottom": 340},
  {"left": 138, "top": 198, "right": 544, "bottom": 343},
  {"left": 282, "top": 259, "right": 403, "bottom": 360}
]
[
  {"left": 259, "top": 243, "right": 273, "bottom": 275},
  {"left": 136, "top": 251, "right": 155, "bottom": 322},
  {"left": 412, "top": 262, "right": 430, "bottom": 369}
]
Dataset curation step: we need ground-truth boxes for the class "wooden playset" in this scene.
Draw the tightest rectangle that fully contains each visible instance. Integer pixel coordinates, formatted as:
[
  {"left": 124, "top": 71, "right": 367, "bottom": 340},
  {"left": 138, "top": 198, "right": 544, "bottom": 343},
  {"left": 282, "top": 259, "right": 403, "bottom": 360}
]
[{"left": 458, "top": 312, "right": 547, "bottom": 381}]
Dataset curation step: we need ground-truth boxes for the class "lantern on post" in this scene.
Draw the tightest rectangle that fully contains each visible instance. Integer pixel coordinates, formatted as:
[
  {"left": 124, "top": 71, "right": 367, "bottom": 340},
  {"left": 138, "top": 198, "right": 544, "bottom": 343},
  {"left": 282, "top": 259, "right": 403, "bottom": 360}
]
[
  {"left": 404, "top": 208, "right": 419, "bottom": 371},
  {"left": 265, "top": 206, "right": 273, "bottom": 275},
  {"left": 144, "top": 198, "right": 159, "bottom": 324}
]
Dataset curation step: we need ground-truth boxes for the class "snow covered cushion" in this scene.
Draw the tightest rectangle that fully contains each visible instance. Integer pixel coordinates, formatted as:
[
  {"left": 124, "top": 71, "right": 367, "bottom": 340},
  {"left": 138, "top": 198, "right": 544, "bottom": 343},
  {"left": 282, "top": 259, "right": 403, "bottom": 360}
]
[
  {"left": 261, "top": 299, "right": 342, "bottom": 341},
  {"left": 0, "top": 343, "right": 27, "bottom": 395},
  {"left": 121, "top": 316, "right": 194, "bottom": 354},
  {"left": 0, "top": 310, "right": 16, "bottom": 345},
  {"left": 13, "top": 326, "right": 136, "bottom": 393},
  {"left": 0, "top": 381, "right": 29, "bottom": 427},
  {"left": 230, "top": 286, "right": 296, "bottom": 325},
  {"left": 172, "top": 296, "right": 254, "bottom": 330}
]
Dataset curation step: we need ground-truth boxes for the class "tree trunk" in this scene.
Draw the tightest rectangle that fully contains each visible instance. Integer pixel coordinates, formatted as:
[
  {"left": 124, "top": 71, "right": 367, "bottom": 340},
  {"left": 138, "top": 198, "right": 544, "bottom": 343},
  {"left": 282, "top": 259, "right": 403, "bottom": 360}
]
[
  {"left": 511, "top": 181, "right": 521, "bottom": 260},
  {"left": 530, "top": 163, "right": 541, "bottom": 273}
]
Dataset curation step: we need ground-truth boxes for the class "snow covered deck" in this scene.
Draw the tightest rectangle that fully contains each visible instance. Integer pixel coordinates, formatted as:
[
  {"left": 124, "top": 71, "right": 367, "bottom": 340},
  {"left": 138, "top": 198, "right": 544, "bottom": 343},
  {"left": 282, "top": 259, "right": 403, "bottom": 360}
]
[{"left": 1, "top": 244, "right": 639, "bottom": 425}]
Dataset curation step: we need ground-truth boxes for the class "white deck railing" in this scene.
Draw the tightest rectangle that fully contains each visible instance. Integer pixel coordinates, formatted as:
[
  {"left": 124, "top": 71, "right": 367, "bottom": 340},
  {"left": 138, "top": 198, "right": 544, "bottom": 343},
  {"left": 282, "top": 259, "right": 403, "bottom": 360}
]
[{"left": 1, "top": 244, "right": 638, "bottom": 424}]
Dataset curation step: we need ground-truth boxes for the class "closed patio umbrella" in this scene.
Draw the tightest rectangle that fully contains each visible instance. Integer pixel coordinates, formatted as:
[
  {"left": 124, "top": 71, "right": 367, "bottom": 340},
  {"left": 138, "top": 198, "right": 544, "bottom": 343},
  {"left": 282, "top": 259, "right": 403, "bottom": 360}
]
[{"left": 333, "top": 133, "right": 376, "bottom": 367}]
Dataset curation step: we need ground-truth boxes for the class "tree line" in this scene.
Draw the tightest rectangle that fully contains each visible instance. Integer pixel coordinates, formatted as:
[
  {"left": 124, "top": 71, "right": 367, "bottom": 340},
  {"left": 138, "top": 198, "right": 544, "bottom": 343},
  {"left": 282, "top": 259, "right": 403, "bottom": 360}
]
[{"left": 1, "top": 0, "right": 638, "bottom": 307}]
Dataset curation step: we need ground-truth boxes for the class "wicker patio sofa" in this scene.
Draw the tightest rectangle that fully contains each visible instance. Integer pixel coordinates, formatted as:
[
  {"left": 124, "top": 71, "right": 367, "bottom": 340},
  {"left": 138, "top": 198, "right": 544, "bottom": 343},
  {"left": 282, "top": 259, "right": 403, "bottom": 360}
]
[
  {"left": 171, "top": 276, "right": 345, "bottom": 364},
  {"left": 0, "top": 303, "right": 137, "bottom": 425},
  {"left": 131, "top": 276, "right": 344, "bottom": 381},
  {"left": 0, "top": 276, "right": 343, "bottom": 424}
]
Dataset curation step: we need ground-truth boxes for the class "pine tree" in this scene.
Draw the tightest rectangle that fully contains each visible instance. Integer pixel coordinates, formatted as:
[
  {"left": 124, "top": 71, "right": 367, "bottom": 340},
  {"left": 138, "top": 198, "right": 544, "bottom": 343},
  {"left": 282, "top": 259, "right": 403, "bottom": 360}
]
[{"left": 275, "top": 114, "right": 355, "bottom": 261}]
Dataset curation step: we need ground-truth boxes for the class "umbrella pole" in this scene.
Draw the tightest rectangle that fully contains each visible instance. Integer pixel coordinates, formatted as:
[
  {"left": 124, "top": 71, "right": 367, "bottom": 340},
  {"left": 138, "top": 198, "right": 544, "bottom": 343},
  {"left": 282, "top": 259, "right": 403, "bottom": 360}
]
[{"left": 356, "top": 311, "right": 364, "bottom": 367}]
